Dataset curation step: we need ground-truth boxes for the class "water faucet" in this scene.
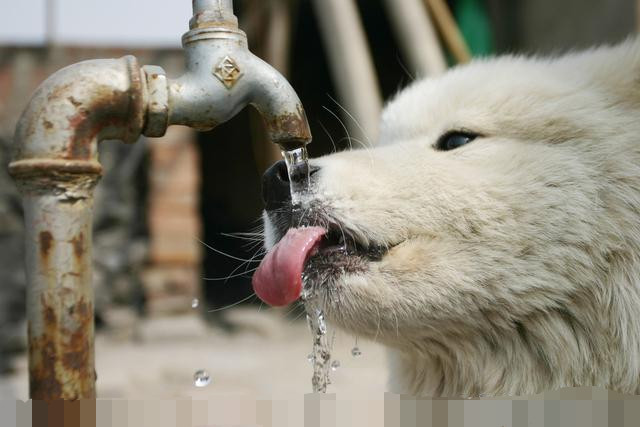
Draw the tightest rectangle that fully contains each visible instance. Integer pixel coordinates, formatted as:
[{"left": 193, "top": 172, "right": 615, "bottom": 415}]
[
  {"left": 148, "top": 0, "right": 312, "bottom": 149},
  {"left": 9, "top": 0, "right": 311, "bottom": 400}
]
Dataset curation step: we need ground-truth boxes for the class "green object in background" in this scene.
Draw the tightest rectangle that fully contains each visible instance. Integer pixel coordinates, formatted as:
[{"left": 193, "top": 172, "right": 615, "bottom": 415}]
[{"left": 454, "top": 0, "right": 494, "bottom": 57}]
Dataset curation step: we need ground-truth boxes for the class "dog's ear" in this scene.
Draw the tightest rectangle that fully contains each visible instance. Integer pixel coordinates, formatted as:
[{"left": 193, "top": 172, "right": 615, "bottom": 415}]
[{"left": 562, "top": 37, "right": 640, "bottom": 108}]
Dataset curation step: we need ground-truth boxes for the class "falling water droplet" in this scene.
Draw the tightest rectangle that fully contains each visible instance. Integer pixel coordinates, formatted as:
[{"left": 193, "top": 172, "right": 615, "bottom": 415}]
[
  {"left": 193, "top": 370, "right": 211, "bottom": 387},
  {"left": 191, "top": 298, "right": 199, "bottom": 309},
  {"left": 351, "top": 347, "right": 362, "bottom": 358},
  {"left": 306, "top": 314, "right": 313, "bottom": 331},
  {"left": 307, "top": 353, "right": 315, "bottom": 363},
  {"left": 330, "top": 360, "right": 340, "bottom": 371},
  {"left": 317, "top": 310, "right": 327, "bottom": 335}
]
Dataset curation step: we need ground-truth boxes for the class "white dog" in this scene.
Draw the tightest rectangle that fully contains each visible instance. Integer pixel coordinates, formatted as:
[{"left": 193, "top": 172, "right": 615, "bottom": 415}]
[{"left": 253, "top": 37, "right": 640, "bottom": 397}]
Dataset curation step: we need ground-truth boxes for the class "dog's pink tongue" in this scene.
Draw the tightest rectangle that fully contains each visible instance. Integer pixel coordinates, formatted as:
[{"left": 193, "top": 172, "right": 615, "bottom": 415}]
[{"left": 253, "top": 227, "right": 326, "bottom": 307}]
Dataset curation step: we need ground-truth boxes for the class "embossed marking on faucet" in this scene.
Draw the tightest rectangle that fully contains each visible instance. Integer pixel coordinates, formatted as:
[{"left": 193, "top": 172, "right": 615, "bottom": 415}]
[{"left": 214, "top": 56, "right": 243, "bottom": 89}]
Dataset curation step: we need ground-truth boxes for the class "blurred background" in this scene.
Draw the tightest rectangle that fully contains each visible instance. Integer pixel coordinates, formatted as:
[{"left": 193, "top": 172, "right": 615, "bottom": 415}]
[{"left": 0, "top": 0, "right": 637, "bottom": 400}]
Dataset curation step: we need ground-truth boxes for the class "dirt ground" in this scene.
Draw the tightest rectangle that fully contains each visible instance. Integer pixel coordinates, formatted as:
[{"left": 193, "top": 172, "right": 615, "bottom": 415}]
[{"left": 0, "top": 306, "right": 388, "bottom": 401}]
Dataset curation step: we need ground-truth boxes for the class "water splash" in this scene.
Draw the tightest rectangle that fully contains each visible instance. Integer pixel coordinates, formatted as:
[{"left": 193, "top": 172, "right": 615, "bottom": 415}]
[
  {"left": 306, "top": 303, "right": 333, "bottom": 393},
  {"left": 193, "top": 370, "right": 211, "bottom": 387},
  {"left": 317, "top": 310, "right": 327, "bottom": 335},
  {"left": 306, "top": 313, "right": 313, "bottom": 331},
  {"left": 191, "top": 298, "right": 199, "bottom": 309},
  {"left": 282, "top": 147, "right": 309, "bottom": 205},
  {"left": 351, "top": 337, "right": 362, "bottom": 357}
]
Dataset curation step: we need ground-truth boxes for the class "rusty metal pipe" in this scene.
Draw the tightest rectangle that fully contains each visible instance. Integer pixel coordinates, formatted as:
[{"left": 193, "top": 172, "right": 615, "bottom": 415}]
[
  {"left": 9, "top": 0, "right": 312, "bottom": 401},
  {"left": 9, "top": 56, "right": 145, "bottom": 400}
]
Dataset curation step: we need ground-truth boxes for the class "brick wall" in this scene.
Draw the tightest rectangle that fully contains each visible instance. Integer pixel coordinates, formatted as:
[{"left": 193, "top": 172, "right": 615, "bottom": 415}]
[{"left": 144, "top": 126, "right": 202, "bottom": 315}]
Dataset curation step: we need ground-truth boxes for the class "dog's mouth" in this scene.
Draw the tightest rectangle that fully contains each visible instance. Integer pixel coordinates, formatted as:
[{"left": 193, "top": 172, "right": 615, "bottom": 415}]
[
  {"left": 252, "top": 222, "right": 387, "bottom": 307},
  {"left": 314, "top": 226, "right": 387, "bottom": 261}
]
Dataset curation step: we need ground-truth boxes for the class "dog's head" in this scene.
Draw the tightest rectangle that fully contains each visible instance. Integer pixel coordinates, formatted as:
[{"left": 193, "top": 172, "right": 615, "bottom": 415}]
[{"left": 254, "top": 39, "right": 640, "bottom": 395}]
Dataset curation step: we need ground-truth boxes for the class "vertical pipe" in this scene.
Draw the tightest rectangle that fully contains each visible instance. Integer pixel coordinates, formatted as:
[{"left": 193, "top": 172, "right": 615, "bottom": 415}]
[
  {"left": 311, "top": 0, "right": 382, "bottom": 145},
  {"left": 191, "top": 0, "right": 237, "bottom": 28},
  {"left": 16, "top": 168, "right": 101, "bottom": 400},
  {"left": 193, "top": 0, "right": 233, "bottom": 14},
  {"left": 382, "top": 0, "right": 447, "bottom": 77},
  {"left": 45, "top": 0, "right": 57, "bottom": 46},
  {"left": 10, "top": 55, "right": 146, "bottom": 400}
]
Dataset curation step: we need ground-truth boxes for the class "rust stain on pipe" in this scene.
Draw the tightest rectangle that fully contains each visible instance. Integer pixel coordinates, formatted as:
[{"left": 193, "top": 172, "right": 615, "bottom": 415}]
[
  {"left": 12, "top": 56, "right": 145, "bottom": 168},
  {"left": 70, "top": 232, "right": 85, "bottom": 260},
  {"left": 29, "top": 300, "right": 63, "bottom": 400},
  {"left": 66, "top": 89, "right": 135, "bottom": 160},
  {"left": 262, "top": 106, "right": 312, "bottom": 151},
  {"left": 62, "top": 299, "right": 91, "bottom": 373},
  {"left": 30, "top": 295, "right": 95, "bottom": 400},
  {"left": 39, "top": 231, "right": 53, "bottom": 258}
]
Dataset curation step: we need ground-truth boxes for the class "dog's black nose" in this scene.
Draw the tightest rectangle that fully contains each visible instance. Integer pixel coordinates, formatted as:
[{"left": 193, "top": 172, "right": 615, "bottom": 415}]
[
  {"left": 262, "top": 160, "right": 320, "bottom": 210},
  {"left": 262, "top": 160, "right": 291, "bottom": 210}
]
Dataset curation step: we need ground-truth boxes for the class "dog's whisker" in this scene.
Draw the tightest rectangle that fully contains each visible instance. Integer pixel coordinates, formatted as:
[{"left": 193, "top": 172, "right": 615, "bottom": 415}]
[
  {"left": 327, "top": 94, "right": 375, "bottom": 148},
  {"left": 202, "top": 267, "right": 259, "bottom": 282},
  {"left": 289, "top": 307, "right": 308, "bottom": 323},
  {"left": 396, "top": 53, "right": 415, "bottom": 81},
  {"left": 283, "top": 300, "right": 302, "bottom": 318},
  {"left": 337, "top": 136, "right": 371, "bottom": 152},
  {"left": 207, "top": 293, "right": 258, "bottom": 313},
  {"left": 318, "top": 119, "right": 339, "bottom": 154},
  {"left": 322, "top": 105, "right": 375, "bottom": 168},
  {"left": 220, "top": 233, "right": 264, "bottom": 242},
  {"left": 224, "top": 246, "right": 266, "bottom": 283},
  {"left": 197, "top": 238, "right": 262, "bottom": 263}
]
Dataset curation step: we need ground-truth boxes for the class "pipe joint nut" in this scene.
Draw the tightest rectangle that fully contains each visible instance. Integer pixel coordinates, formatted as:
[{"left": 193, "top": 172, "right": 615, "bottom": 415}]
[{"left": 142, "top": 65, "right": 169, "bottom": 137}]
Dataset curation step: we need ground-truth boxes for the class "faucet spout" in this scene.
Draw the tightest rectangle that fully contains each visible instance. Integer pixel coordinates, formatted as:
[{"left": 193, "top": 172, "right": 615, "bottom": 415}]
[
  {"left": 248, "top": 56, "right": 312, "bottom": 150},
  {"left": 149, "top": 0, "right": 311, "bottom": 150}
]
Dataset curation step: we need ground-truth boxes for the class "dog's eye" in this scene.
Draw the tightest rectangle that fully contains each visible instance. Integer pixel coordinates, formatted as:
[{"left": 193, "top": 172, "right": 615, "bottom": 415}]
[{"left": 435, "top": 131, "right": 478, "bottom": 151}]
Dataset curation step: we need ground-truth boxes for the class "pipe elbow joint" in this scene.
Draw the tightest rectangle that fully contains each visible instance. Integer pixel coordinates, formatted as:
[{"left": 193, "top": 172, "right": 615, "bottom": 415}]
[{"left": 10, "top": 55, "right": 146, "bottom": 178}]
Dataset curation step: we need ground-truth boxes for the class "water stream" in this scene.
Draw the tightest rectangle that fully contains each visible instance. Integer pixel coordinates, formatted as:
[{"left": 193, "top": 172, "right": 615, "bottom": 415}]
[
  {"left": 282, "top": 147, "right": 310, "bottom": 206},
  {"left": 283, "top": 146, "right": 336, "bottom": 393}
]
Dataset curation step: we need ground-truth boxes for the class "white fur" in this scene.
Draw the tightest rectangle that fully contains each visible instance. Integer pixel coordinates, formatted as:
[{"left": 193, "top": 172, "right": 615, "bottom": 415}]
[{"left": 266, "top": 37, "right": 640, "bottom": 397}]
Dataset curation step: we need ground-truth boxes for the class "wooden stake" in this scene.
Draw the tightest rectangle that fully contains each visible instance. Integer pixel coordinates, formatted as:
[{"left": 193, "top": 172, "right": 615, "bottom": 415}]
[
  {"left": 382, "top": 0, "right": 447, "bottom": 77},
  {"left": 424, "top": 0, "right": 472, "bottom": 64},
  {"left": 312, "top": 0, "right": 383, "bottom": 145}
]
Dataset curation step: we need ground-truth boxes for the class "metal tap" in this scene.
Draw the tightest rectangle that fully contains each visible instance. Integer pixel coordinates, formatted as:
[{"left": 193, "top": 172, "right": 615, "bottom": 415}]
[
  {"left": 9, "top": 0, "right": 311, "bottom": 400},
  {"left": 146, "top": 0, "right": 312, "bottom": 149}
]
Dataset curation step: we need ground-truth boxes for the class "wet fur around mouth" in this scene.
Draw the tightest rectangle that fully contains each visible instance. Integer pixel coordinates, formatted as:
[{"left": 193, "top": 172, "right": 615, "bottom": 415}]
[{"left": 266, "top": 201, "right": 388, "bottom": 294}]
